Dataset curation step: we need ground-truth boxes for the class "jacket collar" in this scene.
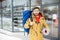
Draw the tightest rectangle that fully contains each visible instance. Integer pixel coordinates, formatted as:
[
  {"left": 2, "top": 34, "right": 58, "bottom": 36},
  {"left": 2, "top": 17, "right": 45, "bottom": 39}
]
[{"left": 31, "top": 13, "right": 44, "bottom": 23}]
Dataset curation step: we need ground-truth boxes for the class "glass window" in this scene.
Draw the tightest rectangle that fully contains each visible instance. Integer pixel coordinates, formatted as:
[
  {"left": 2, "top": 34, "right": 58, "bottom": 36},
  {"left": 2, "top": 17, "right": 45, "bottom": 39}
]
[
  {"left": 42, "top": 0, "right": 59, "bottom": 5},
  {"left": 13, "top": 0, "right": 27, "bottom": 32},
  {"left": 42, "top": 0, "right": 59, "bottom": 39},
  {"left": 43, "top": 6, "right": 58, "bottom": 40},
  {"left": 2, "top": 0, "right": 12, "bottom": 31}
]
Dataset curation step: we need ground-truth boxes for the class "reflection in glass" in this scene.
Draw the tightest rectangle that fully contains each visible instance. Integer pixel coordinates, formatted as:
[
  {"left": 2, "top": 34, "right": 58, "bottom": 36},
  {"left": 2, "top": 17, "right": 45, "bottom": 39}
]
[
  {"left": 2, "top": 0, "right": 12, "bottom": 31},
  {"left": 43, "top": 6, "right": 58, "bottom": 40}
]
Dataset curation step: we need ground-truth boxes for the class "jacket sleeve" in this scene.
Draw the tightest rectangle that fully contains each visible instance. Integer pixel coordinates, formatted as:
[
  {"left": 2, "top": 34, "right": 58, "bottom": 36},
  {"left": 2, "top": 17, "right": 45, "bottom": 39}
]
[
  {"left": 42, "top": 17, "right": 49, "bottom": 28},
  {"left": 24, "top": 18, "right": 30, "bottom": 28}
]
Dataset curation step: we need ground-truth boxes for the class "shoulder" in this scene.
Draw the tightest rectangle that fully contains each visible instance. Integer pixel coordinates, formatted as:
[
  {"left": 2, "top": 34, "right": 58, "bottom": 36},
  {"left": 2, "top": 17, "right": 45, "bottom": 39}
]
[
  {"left": 27, "top": 18, "right": 31, "bottom": 22},
  {"left": 40, "top": 17, "right": 45, "bottom": 20}
]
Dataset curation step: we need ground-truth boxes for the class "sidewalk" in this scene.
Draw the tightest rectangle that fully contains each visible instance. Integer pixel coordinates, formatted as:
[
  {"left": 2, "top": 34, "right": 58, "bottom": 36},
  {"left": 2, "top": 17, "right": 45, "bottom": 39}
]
[
  {"left": 0, "top": 29, "right": 24, "bottom": 40},
  {"left": 0, "top": 29, "right": 51, "bottom": 40},
  {"left": 0, "top": 33, "right": 21, "bottom": 40},
  {"left": 0, "top": 33, "right": 50, "bottom": 40}
]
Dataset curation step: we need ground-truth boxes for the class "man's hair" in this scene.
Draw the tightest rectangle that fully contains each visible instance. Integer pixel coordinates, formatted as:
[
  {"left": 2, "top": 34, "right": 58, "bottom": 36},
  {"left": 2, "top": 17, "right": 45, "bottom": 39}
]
[{"left": 32, "top": 7, "right": 40, "bottom": 11}]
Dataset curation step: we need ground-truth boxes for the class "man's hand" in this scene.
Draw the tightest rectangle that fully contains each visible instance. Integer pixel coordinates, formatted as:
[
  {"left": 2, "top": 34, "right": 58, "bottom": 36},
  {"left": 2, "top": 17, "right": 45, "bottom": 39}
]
[{"left": 42, "top": 28, "right": 50, "bottom": 35}]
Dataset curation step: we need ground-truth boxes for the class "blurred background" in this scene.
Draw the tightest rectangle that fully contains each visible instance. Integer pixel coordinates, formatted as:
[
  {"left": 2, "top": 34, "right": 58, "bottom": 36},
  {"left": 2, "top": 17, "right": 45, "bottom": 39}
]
[{"left": 0, "top": 0, "right": 59, "bottom": 40}]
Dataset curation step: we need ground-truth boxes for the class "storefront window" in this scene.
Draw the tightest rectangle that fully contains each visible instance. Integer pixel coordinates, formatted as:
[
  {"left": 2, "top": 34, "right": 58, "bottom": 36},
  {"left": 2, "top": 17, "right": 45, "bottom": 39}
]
[
  {"left": 42, "top": 0, "right": 59, "bottom": 5},
  {"left": 43, "top": 6, "right": 58, "bottom": 40},
  {"left": 1, "top": 0, "right": 33, "bottom": 32},
  {"left": 13, "top": 0, "right": 27, "bottom": 32},
  {"left": 2, "top": 0, "right": 12, "bottom": 31},
  {"left": 42, "top": 0, "right": 59, "bottom": 39}
]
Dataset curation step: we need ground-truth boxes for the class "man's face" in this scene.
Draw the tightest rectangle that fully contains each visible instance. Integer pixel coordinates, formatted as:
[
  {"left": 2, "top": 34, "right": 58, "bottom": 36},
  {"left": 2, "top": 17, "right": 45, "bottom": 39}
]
[{"left": 33, "top": 9, "right": 40, "bottom": 16}]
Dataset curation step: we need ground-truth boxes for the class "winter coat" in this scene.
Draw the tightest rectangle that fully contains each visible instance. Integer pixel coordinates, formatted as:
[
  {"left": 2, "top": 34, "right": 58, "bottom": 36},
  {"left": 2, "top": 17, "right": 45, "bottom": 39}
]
[{"left": 24, "top": 13, "right": 49, "bottom": 40}]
